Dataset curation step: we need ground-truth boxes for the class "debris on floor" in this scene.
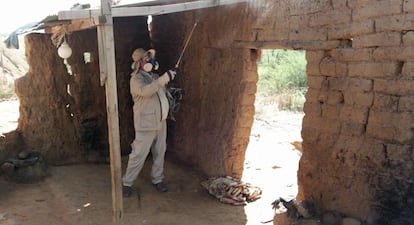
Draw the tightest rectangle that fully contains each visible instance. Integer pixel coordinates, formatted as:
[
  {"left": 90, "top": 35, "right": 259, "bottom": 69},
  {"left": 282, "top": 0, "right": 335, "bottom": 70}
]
[
  {"left": 271, "top": 197, "right": 315, "bottom": 219},
  {"left": 201, "top": 176, "right": 262, "bottom": 205},
  {"left": 1, "top": 150, "right": 48, "bottom": 183}
]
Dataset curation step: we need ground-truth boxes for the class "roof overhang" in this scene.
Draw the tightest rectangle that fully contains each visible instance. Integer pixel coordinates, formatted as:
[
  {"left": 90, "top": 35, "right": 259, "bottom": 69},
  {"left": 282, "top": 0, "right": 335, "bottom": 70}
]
[{"left": 58, "top": 0, "right": 247, "bottom": 20}]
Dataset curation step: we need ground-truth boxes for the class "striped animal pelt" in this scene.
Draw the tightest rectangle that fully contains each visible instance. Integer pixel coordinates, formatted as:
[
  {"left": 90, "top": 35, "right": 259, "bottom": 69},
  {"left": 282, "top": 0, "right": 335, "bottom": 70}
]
[{"left": 201, "top": 176, "right": 262, "bottom": 205}]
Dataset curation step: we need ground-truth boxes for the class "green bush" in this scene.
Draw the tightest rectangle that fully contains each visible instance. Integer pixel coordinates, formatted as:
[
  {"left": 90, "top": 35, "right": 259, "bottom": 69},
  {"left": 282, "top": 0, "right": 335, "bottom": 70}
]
[
  {"left": 0, "top": 79, "right": 15, "bottom": 100},
  {"left": 257, "top": 50, "right": 307, "bottom": 111}
]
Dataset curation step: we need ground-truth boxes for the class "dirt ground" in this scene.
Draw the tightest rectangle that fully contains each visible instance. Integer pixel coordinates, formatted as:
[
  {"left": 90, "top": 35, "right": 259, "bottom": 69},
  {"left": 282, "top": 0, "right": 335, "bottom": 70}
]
[{"left": 0, "top": 99, "right": 303, "bottom": 225}]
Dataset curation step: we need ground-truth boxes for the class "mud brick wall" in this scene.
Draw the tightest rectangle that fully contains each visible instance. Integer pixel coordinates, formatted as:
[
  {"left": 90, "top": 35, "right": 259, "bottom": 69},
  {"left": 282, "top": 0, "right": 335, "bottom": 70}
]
[
  {"left": 250, "top": 0, "right": 413, "bottom": 224},
  {"left": 152, "top": 10, "right": 257, "bottom": 178},
  {"left": 14, "top": 17, "right": 150, "bottom": 164},
  {"left": 8, "top": 0, "right": 414, "bottom": 224},
  {"left": 152, "top": 0, "right": 414, "bottom": 224}
]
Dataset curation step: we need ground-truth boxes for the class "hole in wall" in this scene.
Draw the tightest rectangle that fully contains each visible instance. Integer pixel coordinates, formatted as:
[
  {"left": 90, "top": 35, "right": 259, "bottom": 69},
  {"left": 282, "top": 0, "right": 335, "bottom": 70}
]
[
  {"left": 67, "top": 84, "right": 72, "bottom": 96},
  {"left": 242, "top": 49, "right": 307, "bottom": 220},
  {"left": 64, "top": 58, "right": 73, "bottom": 75},
  {"left": 83, "top": 52, "right": 91, "bottom": 64}
]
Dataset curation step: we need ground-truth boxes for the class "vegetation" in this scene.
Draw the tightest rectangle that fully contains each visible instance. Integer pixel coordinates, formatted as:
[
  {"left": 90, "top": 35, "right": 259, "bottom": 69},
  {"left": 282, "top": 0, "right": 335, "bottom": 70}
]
[
  {"left": 0, "top": 78, "right": 15, "bottom": 100},
  {"left": 256, "top": 49, "right": 307, "bottom": 112},
  {"left": 0, "top": 35, "right": 27, "bottom": 101}
]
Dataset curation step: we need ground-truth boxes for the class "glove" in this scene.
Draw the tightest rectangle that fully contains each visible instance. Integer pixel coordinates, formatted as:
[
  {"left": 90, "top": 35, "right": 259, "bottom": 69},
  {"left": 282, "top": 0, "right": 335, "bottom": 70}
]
[{"left": 158, "top": 69, "right": 176, "bottom": 86}]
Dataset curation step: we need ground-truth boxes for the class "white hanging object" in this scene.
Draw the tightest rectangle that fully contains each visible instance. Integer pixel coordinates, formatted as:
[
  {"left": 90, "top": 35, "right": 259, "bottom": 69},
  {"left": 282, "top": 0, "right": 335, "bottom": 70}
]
[{"left": 58, "top": 39, "right": 72, "bottom": 59}]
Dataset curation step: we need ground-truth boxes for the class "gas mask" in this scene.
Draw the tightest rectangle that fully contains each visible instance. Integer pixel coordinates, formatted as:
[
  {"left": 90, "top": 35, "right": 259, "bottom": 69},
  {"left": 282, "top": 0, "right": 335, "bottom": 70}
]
[
  {"left": 131, "top": 48, "right": 160, "bottom": 72},
  {"left": 141, "top": 49, "right": 160, "bottom": 72}
]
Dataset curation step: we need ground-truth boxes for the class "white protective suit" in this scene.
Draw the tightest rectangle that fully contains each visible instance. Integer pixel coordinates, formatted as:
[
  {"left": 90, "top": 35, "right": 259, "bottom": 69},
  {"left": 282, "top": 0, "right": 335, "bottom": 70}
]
[{"left": 122, "top": 68, "right": 171, "bottom": 187}]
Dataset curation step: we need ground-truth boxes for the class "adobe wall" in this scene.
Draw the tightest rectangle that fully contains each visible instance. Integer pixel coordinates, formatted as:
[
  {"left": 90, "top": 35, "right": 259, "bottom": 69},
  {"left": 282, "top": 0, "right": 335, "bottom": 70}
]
[
  {"left": 13, "top": 17, "right": 150, "bottom": 164},
  {"left": 151, "top": 11, "right": 257, "bottom": 178},
  {"left": 7, "top": 0, "right": 414, "bottom": 223},
  {"left": 153, "top": 0, "right": 414, "bottom": 224}
]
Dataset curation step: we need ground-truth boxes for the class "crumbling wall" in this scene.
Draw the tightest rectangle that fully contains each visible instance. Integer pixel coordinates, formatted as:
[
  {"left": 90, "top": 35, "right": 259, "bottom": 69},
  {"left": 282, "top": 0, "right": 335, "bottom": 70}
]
[
  {"left": 15, "top": 33, "right": 80, "bottom": 164},
  {"left": 13, "top": 17, "right": 150, "bottom": 164},
  {"left": 155, "top": 0, "right": 414, "bottom": 224},
  {"left": 8, "top": 0, "right": 414, "bottom": 223},
  {"left": 151, "top": 8, "right": 257, "bottom": 178}
]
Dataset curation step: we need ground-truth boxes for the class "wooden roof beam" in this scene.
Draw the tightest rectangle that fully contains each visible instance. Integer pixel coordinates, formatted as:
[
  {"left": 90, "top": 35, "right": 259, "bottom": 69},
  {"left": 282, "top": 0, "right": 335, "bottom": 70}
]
[{"left": 58, "top": 0, "right": 247, "bottom": 20}]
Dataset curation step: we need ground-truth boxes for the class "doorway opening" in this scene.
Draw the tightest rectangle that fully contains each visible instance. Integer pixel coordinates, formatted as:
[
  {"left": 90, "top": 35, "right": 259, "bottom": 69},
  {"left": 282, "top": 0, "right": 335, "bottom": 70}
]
[
  {"left": 242, "top": 49, "right": 307, "bottom": 223},
  {"left": 0, "top": 34, "right": 26, "bottom": 135}
]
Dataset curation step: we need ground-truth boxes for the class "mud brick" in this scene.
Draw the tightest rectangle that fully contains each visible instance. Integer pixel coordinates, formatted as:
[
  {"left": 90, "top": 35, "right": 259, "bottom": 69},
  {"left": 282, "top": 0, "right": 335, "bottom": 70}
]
[
  {"left": 402, "top": 62, "right": 414, "bottom": 79},
  {"left": 352, "top": 32, "right": 401, "bottom": 48},
  {"left": 404, "top": 0, "right": 414, "bottom": 12},
  {"left": 322, "top": 104, "right": 341, "bottom": 119},
  {"left": 348, "top": 62, "right": 399, "bottom": 79},
  {"left": 289, "top": 27, "right": 328, "bottom": 41},
  {"left": 289, "top": 0, "right": 331, "bottom": 15},
  {"left": 305, "top": 88, "right": 322, "bottom": 103},
  {"left": 306, "top": 51, "right": 325, "bottom": 76},
  {"left": 372, "top": 94, "right": 399, "bottom": 111},
  {"left": 340, "top": 105, "right": 369, "bottom": 124},
  {"left": 306, "top": 50, "right": 325, "bottom": 63},
  {"left": 328, "top": 20, "right": 374, "bottom": 39},
  {"left": 373, "top": 46, "right": 414, "bottom": 61},
  {"left": 376, "top": 14, "right": 414, "bottom": 32},
  {"left": 332, "top": 0, "right": 348, "bottom": 10},
  {"left": 367, "top": 111, "right": 414, "bottom": 144},
  {"left": 307, "top": 63, "right": 320, "bottom": 76},
  {"left": 351, "top": 0, "right": 402, "bottom": 21},
  {"left": 328, "top": 77, "right": 348, "bottom": 91},
  {"left": 329, "top": 48, "right": 372, "bottom": 62},
  {"left": 303, "top": 102, "right": 322, "bottom": 116},
  {"left": 403, "top": 31, "right": 414, "bottom": 46},
  {"left": 344, "top": 91, "right": 374, "bottom": 107},
  {"left": 319, "top": 57, "right": 347, "bottom": 77},
  {"left": 308, "top": 76, "right": 326, "bottom": 89},
  {"left": 398, "top": 96, "right": 414, "bottom": 112},
  {"left": 375, "top": 79, "right": 414, "bottom": 96},
  {"left": 326, "top": 91, "right": 344, "bottom": 105},
  {"left": 309, "top": 9, "right": 352, "bottom": 27},
  {"left": 348, "top": 78, "right": 373, "bottom": 92},
  {"left": 340, "top": 123, "right": 366, "bottom": 136}
]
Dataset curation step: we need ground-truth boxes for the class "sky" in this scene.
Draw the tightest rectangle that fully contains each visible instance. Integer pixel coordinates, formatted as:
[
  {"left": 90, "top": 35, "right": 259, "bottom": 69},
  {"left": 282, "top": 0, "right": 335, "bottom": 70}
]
[
  {"left": 0, "top": 0, "right": 150, "bottom": 34},
  {"left": 0, "top": 0, "right": 99, "bottom": 34}
]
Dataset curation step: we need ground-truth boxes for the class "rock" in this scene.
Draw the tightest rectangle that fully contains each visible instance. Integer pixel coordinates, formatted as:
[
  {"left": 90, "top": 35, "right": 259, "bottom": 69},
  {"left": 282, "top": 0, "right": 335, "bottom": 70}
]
[
  {"left": 320, "top": 211, "right": 342, "bottom": 225},
  {"left": 17, "top": 150, "right": 29, "bottom": 159},
  {"left": 341, "top": 217, "right": 361, "bottom": 225}
]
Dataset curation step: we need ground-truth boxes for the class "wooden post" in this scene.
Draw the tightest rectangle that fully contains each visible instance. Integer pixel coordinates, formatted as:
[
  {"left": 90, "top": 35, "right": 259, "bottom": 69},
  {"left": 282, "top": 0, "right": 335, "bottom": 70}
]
[{"left": 97, "top": 0, "right": 123, "bottom": 224}]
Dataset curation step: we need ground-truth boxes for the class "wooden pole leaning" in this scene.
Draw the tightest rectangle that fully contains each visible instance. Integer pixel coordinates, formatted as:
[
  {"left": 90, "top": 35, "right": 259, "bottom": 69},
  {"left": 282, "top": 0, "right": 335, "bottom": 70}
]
[{"left": 97, "top": 0, "right": 123, "bottom": 224}]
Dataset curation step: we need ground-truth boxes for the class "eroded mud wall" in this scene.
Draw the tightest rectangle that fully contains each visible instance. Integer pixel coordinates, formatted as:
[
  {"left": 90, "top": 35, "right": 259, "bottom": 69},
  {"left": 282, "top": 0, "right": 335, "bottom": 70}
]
[
  {"left": 15, "top": 33, "right": 80, "bottom": 164},
  {"left": 11, "top": 0, "right": 414, "bottom": 223},
  {"left": 15, "top": 17, "right": 150, "bottom": 164},
  {"left": 151, "top": 9, "right": 257, "bottom": 178},
  {"left": 154, "top": 0, "right": 414, "bottom": 224}
]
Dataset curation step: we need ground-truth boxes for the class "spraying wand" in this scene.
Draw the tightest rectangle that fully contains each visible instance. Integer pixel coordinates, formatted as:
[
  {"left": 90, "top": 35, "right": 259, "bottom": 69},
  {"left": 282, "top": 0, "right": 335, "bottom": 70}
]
[
  {"left": 167, "top": 21, "right": 198, "bottom": 121},
  {"left": 174, "top": 21, "right": 198, "bottom": 69}
]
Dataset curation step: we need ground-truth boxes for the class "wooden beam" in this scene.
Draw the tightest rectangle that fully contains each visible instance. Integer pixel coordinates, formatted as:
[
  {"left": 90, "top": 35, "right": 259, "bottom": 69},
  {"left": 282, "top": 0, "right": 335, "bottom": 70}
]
[
  {"left": 58, "top": 0, "right": 247, "bottom": 20},
  {"left": 45, "top": 18, "right": 97, "bottom": 34},
  {"left": 97, "top": 0, "right": 123, "bottom": 224},
  {"left": 113, "top": 0, "right": 247, "bottom": 17}
]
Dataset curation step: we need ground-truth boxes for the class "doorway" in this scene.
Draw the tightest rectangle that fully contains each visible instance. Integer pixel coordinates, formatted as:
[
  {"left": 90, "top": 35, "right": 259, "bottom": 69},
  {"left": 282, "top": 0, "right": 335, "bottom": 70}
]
[{"left": 242, "top": 49, "right": 307, "bottom": 223}]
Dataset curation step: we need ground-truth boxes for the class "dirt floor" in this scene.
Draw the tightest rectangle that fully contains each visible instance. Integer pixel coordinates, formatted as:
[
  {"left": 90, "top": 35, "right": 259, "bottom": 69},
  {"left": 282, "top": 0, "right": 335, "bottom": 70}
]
[{"left": 0, "top": 99, "right": 303, "bottom": 225}]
